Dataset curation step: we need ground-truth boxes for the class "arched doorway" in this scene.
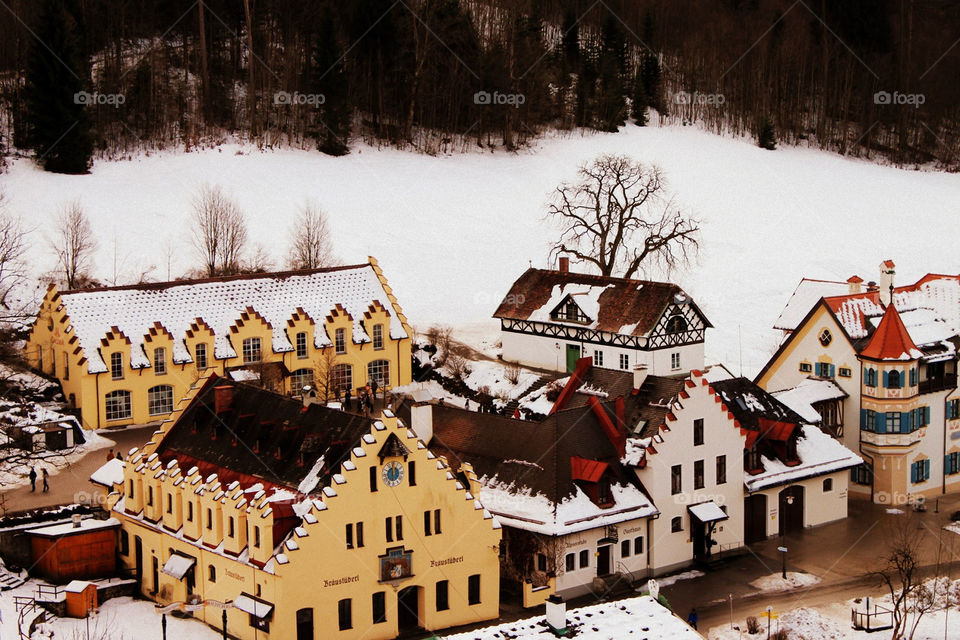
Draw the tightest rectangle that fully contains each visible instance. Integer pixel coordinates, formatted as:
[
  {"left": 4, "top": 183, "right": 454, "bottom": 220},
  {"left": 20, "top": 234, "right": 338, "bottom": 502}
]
[
  {"left": 744, "top": 494, "right": 767, "bottom": 544},
  {"left": 778, "top": 486, "right": 804, "bottom": 536},
  {"left": 397, "top": 585, "right": 422, "bottom": 633}
]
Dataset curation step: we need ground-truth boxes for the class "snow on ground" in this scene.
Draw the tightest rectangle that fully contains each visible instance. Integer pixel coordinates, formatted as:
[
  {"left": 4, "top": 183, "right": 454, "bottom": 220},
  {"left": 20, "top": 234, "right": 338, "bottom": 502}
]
[
  {"left": 945, "top": 521, "right": 960, "bottom": 536},
  {"left": 652, "top": 569, "right": 705, "bottom": 589},
  {"left": 458, "top": 360, "right": 541, "bottom": 403},
  {"left": 445, "top": 594, "right": 701, "bottom": 639},
  {"left": 710, "top": 577, "right": 960, "bottom": 640},
  {"left": 5, "top": 124, "right": 960, "bottom": 376},
  {"left": 393, "top": 379, "right": 472, "bottom": 408},
  {"left": 748, "top": 571, "right": 822, "bottom": 593}
]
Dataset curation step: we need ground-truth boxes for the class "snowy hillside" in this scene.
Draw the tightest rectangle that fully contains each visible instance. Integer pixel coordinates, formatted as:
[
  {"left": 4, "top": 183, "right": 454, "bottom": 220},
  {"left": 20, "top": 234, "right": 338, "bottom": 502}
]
[{"left": 3, "top": 123, "right": 960, "bottom": 376}]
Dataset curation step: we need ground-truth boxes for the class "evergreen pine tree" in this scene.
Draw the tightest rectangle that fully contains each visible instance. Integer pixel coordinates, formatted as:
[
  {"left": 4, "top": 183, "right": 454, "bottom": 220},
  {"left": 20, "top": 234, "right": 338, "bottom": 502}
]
[
  {"left": 312, "top": 7, "right": 351, "bottom": 156},
  {"left": 758, "top": 118, "right": 777, "bottom": 150},
  {"left": 22, "top": 0, "right": 92, "bottom": 174},
  {"left": 595, "top": 15, "right": 626, "bottom": 131},
  {"left": 640, "top": 52, "right": 664, "bottom": 115},
  {"left": 632, "top": 69, "right": 648, "bottom": 126},
  {"left": 561, "top": 9, "right": 580, "bottom": 72}
]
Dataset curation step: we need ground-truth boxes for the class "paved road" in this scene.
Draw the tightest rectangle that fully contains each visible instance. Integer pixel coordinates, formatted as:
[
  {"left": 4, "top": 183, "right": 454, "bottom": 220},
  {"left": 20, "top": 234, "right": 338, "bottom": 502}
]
[
  {"left": 1, "top": 425, "right": 156, "bottom": 513},
  {"left": 661, "top": 495, "right": 960, "bottom": 634}
]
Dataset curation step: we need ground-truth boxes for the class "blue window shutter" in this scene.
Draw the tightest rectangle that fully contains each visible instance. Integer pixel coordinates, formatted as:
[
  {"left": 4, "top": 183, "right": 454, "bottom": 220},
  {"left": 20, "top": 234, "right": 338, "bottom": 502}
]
[
  {"left": 829, "top": 364, "right": 835, "bottom": 378},
  {"left": 925, "top": 459, "right": 930, "bottom": 480},
  {"left": 860, "top": 409, "right": 867, "bottom": 430},
  {"left": 903, "top": 412, "right": 912, "bottom": 433},
  {"left": 882, "top": 371, "right": 889, "bottom": 388},
  {"left": 876, "top": 413, "right": 886, "bottom": 433},
  {"left": 910, "top": 464, "right": 917, "bottom": 483}
]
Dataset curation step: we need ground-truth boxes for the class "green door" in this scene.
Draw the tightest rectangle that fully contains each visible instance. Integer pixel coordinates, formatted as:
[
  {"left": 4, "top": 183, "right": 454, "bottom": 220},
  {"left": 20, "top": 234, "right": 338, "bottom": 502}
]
[{"left": 566, "top": 344, "right": 580, "bottom": 372}]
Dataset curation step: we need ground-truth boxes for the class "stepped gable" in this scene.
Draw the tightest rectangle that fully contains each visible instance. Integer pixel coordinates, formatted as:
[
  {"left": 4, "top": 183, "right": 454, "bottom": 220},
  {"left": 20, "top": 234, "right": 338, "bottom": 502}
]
[{"left": 58, "top": 263, "right": 408, "bottom": 374}]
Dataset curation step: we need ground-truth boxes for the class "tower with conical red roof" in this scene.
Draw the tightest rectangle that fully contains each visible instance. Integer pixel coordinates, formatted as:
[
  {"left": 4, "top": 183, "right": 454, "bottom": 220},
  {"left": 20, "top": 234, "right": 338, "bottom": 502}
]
[{"left": 857, "top": 302, "right": 929, "bottom": 504}]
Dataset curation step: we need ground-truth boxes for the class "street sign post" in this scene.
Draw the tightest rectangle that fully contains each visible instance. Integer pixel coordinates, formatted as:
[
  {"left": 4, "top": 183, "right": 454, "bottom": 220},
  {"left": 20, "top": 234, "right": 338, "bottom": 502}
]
[{"left": 760, "top": 606, "right": 779, "bottom": 640}]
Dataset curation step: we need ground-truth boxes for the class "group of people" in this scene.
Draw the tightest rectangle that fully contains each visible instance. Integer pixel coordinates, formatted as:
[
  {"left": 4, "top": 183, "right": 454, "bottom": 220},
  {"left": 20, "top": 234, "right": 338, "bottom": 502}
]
[
  {"left": 336, "top": 378, "right": 380, "bottom": 416},
  {"left": 27, "top": 466, "right": 49, "bottom": 493}
]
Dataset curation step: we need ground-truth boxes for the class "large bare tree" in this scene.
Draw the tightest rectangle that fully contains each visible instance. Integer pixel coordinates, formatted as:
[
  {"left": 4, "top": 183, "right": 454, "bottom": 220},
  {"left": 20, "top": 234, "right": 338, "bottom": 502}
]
[
  {"left": 51, "top": 200, "right": 97, "bottom": 289},
  {"left": 191, "top": 184, "right": 249, "bottom": 276},
  {"left": 0, "top": 192, "right": 28, "bottom": 312},
  {"left": 288, "top": 202, "right": 337, "bottom": 270},
  {"left": 547, "top": 154, "right": 699, "bottom": 279}
]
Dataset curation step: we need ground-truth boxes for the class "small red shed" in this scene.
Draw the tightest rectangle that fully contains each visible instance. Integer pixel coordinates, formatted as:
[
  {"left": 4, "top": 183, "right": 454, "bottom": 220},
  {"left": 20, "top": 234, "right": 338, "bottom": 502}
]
[
  {"left": 64, "top": 580, "right": 98, "bottom": 618},
  {"left": 28, "top": 516, "right": 120, "bottom": 582}
]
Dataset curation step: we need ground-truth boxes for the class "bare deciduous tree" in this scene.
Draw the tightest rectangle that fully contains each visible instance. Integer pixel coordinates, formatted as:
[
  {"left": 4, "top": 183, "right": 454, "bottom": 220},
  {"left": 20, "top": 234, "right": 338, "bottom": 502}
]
[
  {"left": 547, "top": 154, "right": 699, "bottom": 279},
  {"left": 0, "top": 192, "right": 28, "bottom": 315},
  {"left": 51, "top": 200, "right": 97, "bottom": 289},
  {"left": 191, "top": 184, "right": 248, "bottom": 276},
  {"left": 288, "top": 202, "right": 337, "bottom": 270},
  {"left": 869, "top": 515, "right": 933, "bottom": 640}
]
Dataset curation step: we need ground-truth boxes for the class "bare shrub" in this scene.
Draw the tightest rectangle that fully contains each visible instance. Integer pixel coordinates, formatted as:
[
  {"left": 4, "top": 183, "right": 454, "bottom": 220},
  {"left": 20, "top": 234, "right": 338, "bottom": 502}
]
[
  {"left": 504, "top": 362, "right": 522, "bottom": 385},
  {"left": 745, "top": 616, "right": 760, "bottom": 634}
]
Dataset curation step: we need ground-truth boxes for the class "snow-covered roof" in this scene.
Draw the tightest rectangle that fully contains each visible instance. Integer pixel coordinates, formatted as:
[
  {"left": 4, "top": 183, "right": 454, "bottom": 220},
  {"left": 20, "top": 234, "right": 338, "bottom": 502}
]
[
  {"left": 57, "top": 263, "right": 408, "bottom": 374},
  {"left": 29, "top": 517, "right": 121, "bottom": 537},
  {"left": 774, "top": 279, "right": 850, "bottom": 331},
  {"left": 90, "top": 458, "right": 125, "bottom": 488},
  {"left": 772, "top": 379, "right": 847, "bottom": 424},
  {"left": 476, "top": 478, "right": 657, "bottom": 536},
  {"left": 161, "top": 553, "right": 196, "bottom": 580},
  {"left": 233, "top": 593, "right": 273, "bottom": 618},
  {"left": 528, "top": 283, "right": 615, "bottom": 327},
  {"left": 745, "top": 425, "right": 861, "bottom": 492},
  {"left": 444, "top": 595, "right": 701, "bottom": 639}
]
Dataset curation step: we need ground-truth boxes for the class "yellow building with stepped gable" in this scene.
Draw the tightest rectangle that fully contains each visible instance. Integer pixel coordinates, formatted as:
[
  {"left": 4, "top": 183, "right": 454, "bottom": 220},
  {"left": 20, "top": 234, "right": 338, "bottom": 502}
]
[
  {"left": 26, "top": 258, "right": 412, "bottom": 430},
  {"left": 99, "top": 374, "right": 501, "bottom": 639}
]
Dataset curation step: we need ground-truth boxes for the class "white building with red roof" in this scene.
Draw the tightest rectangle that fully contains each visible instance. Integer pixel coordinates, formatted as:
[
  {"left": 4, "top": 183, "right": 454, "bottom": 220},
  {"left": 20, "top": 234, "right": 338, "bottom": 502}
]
[{"left": 757, "top": 260, "right": 960, "bottom": 503}]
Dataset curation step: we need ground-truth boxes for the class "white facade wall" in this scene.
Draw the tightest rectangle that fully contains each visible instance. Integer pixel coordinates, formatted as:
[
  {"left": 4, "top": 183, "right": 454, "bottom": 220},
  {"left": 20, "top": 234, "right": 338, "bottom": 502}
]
[
  {"left": 753, "top": 470, "right": 850, "bottom": 538},
  {"left": 500, "top": 327, "right": 704, "bottom": 376},
  {"left": 635, "top": 371, "right": 746, "bottom": 575},
  {"left": 552, "top": 518, "right": 651, "bottom": 598}
]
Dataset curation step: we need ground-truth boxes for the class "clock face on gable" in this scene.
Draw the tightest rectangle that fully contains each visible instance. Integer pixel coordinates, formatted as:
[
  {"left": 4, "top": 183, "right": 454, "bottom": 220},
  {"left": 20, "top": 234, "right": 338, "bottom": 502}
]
[{"left": 382, "top": 461, "right": 404, "bottom": 487}]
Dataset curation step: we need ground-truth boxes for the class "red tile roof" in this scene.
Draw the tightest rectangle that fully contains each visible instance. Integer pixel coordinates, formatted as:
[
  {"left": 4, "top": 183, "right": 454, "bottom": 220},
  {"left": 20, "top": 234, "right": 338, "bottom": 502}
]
[
  {"left": 860, "top": 303, "right": 919, "bottom": 361},
  {"left": 757, "top": 417, "right": 797, "bottom": 442},
  {"left": 570, "top": 456, "right": 609, "bottom": 483}
]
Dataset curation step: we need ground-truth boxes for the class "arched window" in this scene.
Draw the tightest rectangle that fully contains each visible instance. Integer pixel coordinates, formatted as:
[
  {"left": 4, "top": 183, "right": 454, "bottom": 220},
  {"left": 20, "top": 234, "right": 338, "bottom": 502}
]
[
  {"left": 332, "top": 364, "right": 353, "bottom": 395},
  {"left": 887, "top": 370, "right": 901, "bottom": 389},
  {"left": 666, "top": 314, "right": 688, "bottom": 334},
  {"left": 105, "top": 390, "right": 132, "bottom": 421},
  {"left": 367, "top": 360, "right": 390, "bottom": 387},
  {"left": 148, "top": 385, "right": 174, "bottom": 416},
  {"left": 865, "top": 368, "right": 877, "bottom": 387}
]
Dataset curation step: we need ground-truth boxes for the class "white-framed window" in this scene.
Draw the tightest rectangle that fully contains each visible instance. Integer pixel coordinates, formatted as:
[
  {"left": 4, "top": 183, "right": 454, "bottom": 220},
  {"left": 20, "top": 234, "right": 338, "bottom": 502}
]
[
  {"left": 373, "top": 324, "right": 384, "bottom": 350},
  {"left": 368, "top": 360, "right": 389, "bottom": 387},
  {"left": 111, "top": 352, "right": 124, "bottom": 380},
  {"left": 153, "top": 347, "right": 166, "bottom": 375},
  {"left": 291, "top": 368, "right": 314, "bottom": 391},
  {"left": 593, "top": 350, "right": 603, "bottom": 366},
  {"left": 670, "top": 352, "right": 681, "bottom": 370},
  {"left": 335, "top": 328, "right": 346, "bottom": 354},
  {"left": 242, "top": 337, "right": 262, "bottom": 364},
  {"left": 148, "top": 385, "right": 174, "bottom": 416},
  {"left": 296, "top": 332, "right": 308, "bottom": 359},
  {"left": 332, "top": 363, "right": 353, "bottom": 394},
  {"left": 195, "top": 343, "right": 208, "bottom": 370},
  {"left": 105, "top": 390, "right": 132, "bottom": 421},
  {"left": 619, "top": 353, "right": 629, "bottom": 370}
]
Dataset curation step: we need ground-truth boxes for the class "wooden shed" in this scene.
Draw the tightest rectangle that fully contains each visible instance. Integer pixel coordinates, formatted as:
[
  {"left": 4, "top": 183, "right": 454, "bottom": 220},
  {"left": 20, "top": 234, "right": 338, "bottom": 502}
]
[
  {"left": 29, "top": 517, "right": 120, "bottom": 582},
  {"left": 64, "top": 580, "right": 98, "bottom": 618}
]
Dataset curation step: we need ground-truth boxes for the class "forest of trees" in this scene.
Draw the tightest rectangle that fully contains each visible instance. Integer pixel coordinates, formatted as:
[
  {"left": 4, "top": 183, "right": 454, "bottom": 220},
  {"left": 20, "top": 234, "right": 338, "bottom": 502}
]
[{"left": 0, "top": 0, "right": 958, "bottom": 172}]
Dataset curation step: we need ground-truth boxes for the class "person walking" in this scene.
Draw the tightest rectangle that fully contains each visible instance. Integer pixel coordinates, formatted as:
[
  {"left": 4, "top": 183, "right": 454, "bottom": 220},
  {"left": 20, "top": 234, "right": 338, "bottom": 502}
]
[
  {"left": 28, "top": 467, "right": 37, "bottom": 492},
  {"left": 371, "top": 378, "right": 379, "bottom": 401},
  {"left": 344, "top": 388, "right": 352, "bottom": 412},
  {"left": 687, "top": 608, "right": 698, "bottom": 630},
  {"left": 42, "top": 468, "right": 49, "bottom": 493},
  {"left": 107, "top": 448, "right": 114, "bottom": 461}
]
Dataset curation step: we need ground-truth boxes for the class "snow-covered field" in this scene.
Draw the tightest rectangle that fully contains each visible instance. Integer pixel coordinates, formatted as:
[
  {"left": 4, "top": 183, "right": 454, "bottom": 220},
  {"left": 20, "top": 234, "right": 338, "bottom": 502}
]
[{"left": 3, "top": 124, "right": 960, "bottom": 376}]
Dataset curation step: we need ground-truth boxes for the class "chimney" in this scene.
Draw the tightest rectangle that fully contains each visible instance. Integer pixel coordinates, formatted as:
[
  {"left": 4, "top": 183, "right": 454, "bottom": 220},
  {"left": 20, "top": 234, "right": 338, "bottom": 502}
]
[
  {"left": 879, "top": 260, "right": 896, "bottom": 306},
  {"left": 410, "top": 402, "right": 433, "bottom": 443},
  {"left": 633, "top": 364, "right": 648, "bottom": 390},
  {"left": 72, "top": 514, "right": 82, "bottom": 529},
  {"left": 846, "top": 275, "right": 863, "bottom": 295},
  {"left": 301, "top": 385, "right": 317, "bottom": 408},
  {"left": 546, "top": 595, "right": 567, "bottom": 632},
  {"left": 214, "top": 385, "right": 234, "bottom": 414},
  {"left": 558, "top": 256, "right": 569, "bottom": 273}
]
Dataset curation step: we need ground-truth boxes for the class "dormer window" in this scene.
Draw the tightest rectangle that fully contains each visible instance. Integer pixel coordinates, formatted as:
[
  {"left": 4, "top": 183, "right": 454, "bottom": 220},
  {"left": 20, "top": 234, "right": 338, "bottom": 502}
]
[
  {"left": 745, "top": 448, "right": 763, "bottom": 474},
  {"left": 551, "top": 298, "right": 589, "bottom": 324}
]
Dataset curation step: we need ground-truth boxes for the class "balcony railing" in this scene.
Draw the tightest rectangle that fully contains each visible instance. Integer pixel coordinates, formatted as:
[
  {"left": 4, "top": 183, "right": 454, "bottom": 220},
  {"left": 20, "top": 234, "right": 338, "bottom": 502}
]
[{"left": 919, "top": 374, "right": 957, "bottom": 395}]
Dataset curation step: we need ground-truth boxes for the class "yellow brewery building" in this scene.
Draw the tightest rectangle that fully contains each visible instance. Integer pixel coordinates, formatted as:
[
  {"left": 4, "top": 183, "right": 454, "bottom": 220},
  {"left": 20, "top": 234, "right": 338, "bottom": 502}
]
[
  {"left": 26, "top": 259, "right": 412, "bottom": 430},
  {"left": 102, "top": 375, "right": 501, "bottom": 639}
]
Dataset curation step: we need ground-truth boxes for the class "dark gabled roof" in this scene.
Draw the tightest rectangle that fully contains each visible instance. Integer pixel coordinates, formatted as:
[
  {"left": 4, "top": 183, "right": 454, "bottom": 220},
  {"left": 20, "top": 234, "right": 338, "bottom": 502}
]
[
  {"left": 493, "top": 268, "right": 710, "bottom": 336},
  {"left": 430, "top": 402, "right": 637, "bottom": 506},
  {"left": 710, "top": 377, "right": 807, "bottom": 430},
  {"left": 155, "top": 376, "right": 374, "bottom": 491}
]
